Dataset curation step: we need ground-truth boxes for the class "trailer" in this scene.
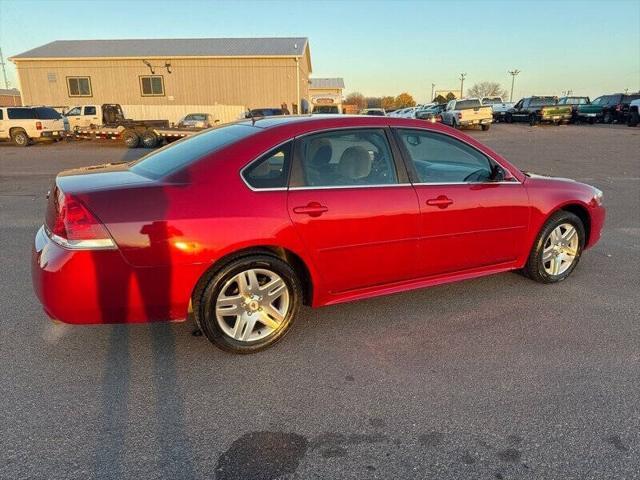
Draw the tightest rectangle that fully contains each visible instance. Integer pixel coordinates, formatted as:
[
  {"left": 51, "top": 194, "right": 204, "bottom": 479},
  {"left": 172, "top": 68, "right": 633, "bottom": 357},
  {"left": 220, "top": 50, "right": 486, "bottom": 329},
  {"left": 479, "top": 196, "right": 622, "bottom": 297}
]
[{"left": 71, "top": 125, "right": 200, "bottom": 148}]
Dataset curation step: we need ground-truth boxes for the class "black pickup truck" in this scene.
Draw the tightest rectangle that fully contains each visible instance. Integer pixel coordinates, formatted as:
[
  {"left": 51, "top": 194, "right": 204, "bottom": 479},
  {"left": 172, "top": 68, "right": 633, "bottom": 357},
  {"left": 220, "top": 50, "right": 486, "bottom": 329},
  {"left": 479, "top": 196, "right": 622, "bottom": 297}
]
[{"left": 505, "top": 97, "right": 572, "bottom": 126}]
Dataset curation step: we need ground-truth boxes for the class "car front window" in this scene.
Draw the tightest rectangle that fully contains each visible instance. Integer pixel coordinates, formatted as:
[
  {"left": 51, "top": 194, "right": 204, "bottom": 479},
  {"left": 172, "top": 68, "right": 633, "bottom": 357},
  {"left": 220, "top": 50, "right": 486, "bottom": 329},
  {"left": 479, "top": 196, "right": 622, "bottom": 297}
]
[{"left": 397, "top": 129, "right": 494, "bottom": 184}]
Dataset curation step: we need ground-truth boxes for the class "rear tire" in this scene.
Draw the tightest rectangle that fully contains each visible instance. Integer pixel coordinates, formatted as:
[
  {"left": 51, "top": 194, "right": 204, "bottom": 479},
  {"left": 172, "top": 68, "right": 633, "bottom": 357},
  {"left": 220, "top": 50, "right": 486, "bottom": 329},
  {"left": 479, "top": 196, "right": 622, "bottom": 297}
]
[
  {"left": 603, "top": 111, "right": 612, "bottom": 124},
  {"left": 198, "top": 255, "right": 302, "bottom": 354},
  {"left": 505, "top": 113, "right": 513, "bottom": 123},
  {"left": 481, "top": 124, "right": 490, "bottom": 131},
  {"left": 122, "top": 129, "right": 140, "bottom": 148},
  {"left": 628, "top": 110, "right": 639, "bottom": 127},
  {"left": 11, "top": 129, "right": 29, "bottom": 147},
  {"left": 529, "top": 114, "right": 537, "bottom": 126},
  {"left": 140, "top": 129, "right": 158, "bottom": 148},
  {"left": 522, "top": 211, "right": 585, "bottom": 284}
]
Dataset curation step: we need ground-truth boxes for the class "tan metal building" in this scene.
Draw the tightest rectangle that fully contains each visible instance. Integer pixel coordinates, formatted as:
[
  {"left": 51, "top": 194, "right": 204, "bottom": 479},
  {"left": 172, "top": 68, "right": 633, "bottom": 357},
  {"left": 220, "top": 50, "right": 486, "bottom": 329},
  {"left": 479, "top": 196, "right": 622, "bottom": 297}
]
[
  {"left": 10, "top": 37, "right": 312, "bottom": 113},
  {"left": 309, "top": 78, "right": 344, "bottom": 113}
]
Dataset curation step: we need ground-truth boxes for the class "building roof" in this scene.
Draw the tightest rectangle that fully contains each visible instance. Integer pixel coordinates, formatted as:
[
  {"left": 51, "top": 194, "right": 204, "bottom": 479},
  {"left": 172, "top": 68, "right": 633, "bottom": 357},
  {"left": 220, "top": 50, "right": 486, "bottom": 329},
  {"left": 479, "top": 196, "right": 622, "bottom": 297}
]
[
  {"left": 11, "top": 37, "right": 309, "bottom": 59},
  {"left": 310, "top": 78, "right": 345, "bottom": 89},
  {"left": 0, "top": 88, "right": 20, "bottom": 96}
]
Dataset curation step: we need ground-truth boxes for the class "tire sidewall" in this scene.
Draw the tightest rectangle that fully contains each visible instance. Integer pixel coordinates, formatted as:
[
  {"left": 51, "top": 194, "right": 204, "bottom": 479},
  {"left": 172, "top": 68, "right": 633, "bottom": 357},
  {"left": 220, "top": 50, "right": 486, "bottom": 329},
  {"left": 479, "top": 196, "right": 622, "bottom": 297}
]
[
  {"left": 12, "top": 130, "right": 29, "bottom": 146},
  {"left": 199, "top": 255, "right": 302, "bottom": 353},
  {"left": 528, "top": 212, "right": 585, "bottom": 283}
]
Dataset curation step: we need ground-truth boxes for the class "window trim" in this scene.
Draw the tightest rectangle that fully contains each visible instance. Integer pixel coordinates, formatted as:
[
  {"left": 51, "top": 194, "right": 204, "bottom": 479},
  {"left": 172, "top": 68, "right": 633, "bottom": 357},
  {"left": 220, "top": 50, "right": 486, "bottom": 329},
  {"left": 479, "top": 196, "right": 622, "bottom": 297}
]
[
  {"left": 391, "top": 127, "right": 521, "bottom": 186},
  {"left": 66, "top": 76, "right": 92, "bottom": 97},
  {"left": 239, "top": 140, "right": 293, "bottom": 191},
  {"left": 139, "top": 75, "right": 165, "bottom": 97},
  {"left": 289, "top": 127, "right": 409, "bottom": 189}
]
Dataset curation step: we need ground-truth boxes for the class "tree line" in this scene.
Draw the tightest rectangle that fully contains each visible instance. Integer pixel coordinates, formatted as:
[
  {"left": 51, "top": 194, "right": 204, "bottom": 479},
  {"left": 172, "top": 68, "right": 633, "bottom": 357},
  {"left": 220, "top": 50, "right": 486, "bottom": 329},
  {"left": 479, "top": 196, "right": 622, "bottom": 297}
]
[{"left": 344, "top": 81, "right": 509, "bottom": 110}]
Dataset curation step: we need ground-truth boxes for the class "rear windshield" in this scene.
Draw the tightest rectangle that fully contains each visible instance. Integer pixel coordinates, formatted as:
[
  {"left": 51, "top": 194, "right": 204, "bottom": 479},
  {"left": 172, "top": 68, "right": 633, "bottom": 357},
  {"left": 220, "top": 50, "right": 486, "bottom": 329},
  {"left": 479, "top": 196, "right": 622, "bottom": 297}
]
[
  {"left": 313, "top": 105, "right": 339, "bottom": 114},
  {"left": 455, "top": 99, "right": 482, "bottom": 109},
  {"left": 130, "top": 124, "right": 257, "bottom": 178},
  {"left": 530, "top": 97, "right": 557, "bottom": 107},
  {"left": 623, "top": 94, "right": 640, "bottom": 103},
  {"left": 482, "top": 98, "right": 501, "bottom": 105},
  {"left": 34, "top": 107, "right": 62, "bottom": 119}
]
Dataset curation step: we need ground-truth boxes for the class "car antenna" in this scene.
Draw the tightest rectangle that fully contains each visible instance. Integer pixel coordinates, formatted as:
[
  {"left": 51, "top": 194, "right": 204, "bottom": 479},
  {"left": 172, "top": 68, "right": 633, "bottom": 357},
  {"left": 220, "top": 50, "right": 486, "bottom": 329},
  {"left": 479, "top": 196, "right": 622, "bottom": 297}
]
[{"left": 247, "top": 106, "right": 256, "bottom": 125}]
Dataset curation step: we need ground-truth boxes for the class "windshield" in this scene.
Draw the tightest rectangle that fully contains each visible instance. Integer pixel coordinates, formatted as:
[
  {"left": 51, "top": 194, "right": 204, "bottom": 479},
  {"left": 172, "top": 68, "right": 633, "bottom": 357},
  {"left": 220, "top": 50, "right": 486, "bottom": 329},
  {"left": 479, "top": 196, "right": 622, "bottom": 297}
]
[
  {"left": 455, "top": 99, "right": 482, "bottom": 109},
  {"left": 482, "top": 98, "right": 501, "bottom": 105},
  {"left": 186, "top": 114, "right": 207, "bottom": 121},
  {"left": 130, "top": 124, "right": 257, "bottom": 178},
  {"left": 313, "top": 105, "right": 339, "bottom": 114}
]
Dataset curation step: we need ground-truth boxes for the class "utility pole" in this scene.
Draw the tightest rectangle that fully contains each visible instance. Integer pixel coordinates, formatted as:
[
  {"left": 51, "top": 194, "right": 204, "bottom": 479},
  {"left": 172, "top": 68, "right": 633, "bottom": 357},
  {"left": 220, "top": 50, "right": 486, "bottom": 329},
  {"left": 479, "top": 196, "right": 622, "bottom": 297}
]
[
  {"left": 508, "top": 69, "right": 520, "bottom": 102},
  {"left": 0, "top": 46, "right": 10, "bottom": 89},
  {"left": 431, "top": 83, "right": 435, "bottom": 102},
  {"left": 459, "top": 73, "right": 466, "bottom": 98}
]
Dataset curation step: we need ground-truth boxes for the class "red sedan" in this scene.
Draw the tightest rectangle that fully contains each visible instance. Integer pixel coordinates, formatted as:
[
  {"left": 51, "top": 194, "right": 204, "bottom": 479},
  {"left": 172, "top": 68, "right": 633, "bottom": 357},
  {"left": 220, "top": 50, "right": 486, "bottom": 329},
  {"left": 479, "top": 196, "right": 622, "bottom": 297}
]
[{"left": 32, "top": 116, "right": 605, "bottom": 353}]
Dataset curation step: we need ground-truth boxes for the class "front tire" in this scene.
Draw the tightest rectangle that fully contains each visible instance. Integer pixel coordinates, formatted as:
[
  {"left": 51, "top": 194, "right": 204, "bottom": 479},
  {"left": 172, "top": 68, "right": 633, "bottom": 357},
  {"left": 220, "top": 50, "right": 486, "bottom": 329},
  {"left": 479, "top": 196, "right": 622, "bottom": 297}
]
[
  {"left": 199, "top": 255, "right": 302, "bottom": 353},
  {"left": 523, "top": 211, "right": 585, "bottom": 284},
  {"left": 529, "top": 114, "right": 538, "bottom": 126},
  {"left": 603, "top": 111, "right": 612, "bottom": 124},
  {"left": 481, "top": 124, "right": 491, "bottom": 131}
]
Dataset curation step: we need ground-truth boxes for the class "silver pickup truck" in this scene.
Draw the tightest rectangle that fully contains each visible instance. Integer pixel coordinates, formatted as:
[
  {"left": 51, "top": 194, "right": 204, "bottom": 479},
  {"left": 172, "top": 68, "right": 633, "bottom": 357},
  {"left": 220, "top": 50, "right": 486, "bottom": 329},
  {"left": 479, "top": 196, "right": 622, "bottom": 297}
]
[
  {"left": 482, "top": 97, "right": 515, "bottom": 122},
  {"left": 441, "top": 98, "right": 493, "bottom": 130}
]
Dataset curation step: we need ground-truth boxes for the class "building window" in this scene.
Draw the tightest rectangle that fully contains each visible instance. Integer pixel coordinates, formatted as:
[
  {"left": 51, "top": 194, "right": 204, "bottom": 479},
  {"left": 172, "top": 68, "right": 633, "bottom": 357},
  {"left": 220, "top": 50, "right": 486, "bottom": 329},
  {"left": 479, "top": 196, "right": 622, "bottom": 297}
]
[
  {"left": 67, "top": 77, "right": 92, "bottom": 97},
  {"left": 140, "top": 76, "right": 165, "bottom": 96}
]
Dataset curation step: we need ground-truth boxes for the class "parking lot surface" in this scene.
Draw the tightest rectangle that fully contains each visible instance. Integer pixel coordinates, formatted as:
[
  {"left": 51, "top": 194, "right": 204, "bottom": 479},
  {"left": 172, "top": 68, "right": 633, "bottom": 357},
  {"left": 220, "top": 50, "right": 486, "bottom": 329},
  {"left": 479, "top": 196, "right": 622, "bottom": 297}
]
[{"left": 1, "top": 124, "right": 639, "bottom": 479}]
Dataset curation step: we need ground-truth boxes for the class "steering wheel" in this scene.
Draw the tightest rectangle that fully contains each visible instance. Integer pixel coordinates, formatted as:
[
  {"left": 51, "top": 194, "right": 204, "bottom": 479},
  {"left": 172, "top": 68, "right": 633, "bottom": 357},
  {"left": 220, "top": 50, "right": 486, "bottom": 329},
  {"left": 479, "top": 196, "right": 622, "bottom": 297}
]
[{"left": 463, "top": 169, "right": 489, "bottom": 182}]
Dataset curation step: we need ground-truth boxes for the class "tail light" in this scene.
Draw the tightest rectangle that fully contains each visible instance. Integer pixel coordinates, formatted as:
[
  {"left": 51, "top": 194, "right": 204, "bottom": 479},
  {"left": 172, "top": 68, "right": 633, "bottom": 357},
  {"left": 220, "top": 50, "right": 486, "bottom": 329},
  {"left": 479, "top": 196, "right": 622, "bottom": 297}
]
[
  {"left": 456, "top": 112, "right": 462, "bottom": 119},
  {"left": 36, "top": 121, "right": 42, "bottom": 130},
  {"left": 45, "top": 187, "right": 115, "bottom": 249}
]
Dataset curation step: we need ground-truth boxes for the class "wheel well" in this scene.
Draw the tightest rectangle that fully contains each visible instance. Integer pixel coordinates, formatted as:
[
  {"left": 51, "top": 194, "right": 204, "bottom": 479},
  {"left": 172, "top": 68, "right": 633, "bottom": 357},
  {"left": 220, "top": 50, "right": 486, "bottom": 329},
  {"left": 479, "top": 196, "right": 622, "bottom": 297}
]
[
  {"left": 9, "top": 127, "right": 26, "bottom": 136},
  {"left": 191, "top": 246, "right": 314, "bottom": 309},
  {"left": 560, "top": 204, "right": 591, "bottom": 245}
]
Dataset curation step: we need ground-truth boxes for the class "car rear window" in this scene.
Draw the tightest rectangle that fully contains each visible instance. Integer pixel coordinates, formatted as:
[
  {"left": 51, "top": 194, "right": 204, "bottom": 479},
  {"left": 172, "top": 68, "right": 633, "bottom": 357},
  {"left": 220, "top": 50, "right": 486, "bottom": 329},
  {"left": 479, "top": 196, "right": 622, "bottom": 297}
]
[
  {"left": 623, "top": 94, "right": 640, "bottom": 103},
  {"left": 7, "top": 108, "right": 36, "bottom": 120},
  {"left": 130, "top": 124, "right": 257, "bottom": 178},
  {"left": 34, "top": 107, "right": 62, "bottom": 120},
  {"left": 530, "top": 97, "right": 556, "bottom": 107},
  {"left": 455, "top": 100, "right": 482, "bottom": 109}
]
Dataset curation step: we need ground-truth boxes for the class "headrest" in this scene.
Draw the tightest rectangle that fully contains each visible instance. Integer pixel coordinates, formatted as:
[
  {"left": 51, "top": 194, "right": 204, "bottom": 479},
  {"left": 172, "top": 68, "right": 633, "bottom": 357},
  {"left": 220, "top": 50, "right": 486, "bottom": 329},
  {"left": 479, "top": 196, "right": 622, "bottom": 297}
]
[{"left": 338, "top": 146, "right": 372, "bottom": 180}]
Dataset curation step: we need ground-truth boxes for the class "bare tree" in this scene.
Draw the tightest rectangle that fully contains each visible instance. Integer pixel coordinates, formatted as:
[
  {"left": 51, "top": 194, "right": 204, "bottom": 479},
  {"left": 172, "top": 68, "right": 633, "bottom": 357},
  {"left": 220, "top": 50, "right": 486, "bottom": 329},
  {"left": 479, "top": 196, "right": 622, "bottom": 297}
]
[
  {"left": 467, "top": 82, "right": 508, "bottom": 99},
  {"left": 344, "top": 92, "right": 366, "bottom": 110}
]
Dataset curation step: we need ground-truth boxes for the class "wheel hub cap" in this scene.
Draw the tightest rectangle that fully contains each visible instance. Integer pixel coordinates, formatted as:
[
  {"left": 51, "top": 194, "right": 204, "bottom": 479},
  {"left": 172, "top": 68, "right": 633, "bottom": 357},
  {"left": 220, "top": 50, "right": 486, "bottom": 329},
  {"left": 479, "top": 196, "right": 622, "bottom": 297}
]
[
  {"left": 215, "top": 268, "right": 290, "bottom": 343},
  {"left": 542, "top": 223, "right": 579, "bottom": 276}
]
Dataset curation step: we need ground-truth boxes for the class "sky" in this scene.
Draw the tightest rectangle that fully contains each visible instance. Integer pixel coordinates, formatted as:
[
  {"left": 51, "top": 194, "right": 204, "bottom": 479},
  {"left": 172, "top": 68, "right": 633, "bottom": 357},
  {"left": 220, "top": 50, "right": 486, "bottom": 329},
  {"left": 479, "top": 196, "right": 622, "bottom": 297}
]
[{"left": 0, "top": 0, "right": 638, "bottom": 103}]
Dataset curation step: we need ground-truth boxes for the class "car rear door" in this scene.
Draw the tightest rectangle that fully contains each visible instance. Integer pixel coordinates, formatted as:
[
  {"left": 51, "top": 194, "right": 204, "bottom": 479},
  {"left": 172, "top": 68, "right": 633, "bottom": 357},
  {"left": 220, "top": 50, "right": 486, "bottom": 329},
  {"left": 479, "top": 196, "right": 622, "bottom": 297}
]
[
  {"left": 287, "top": 128, "right": 421, "bottom": 293},
  {"left": 393, "top": 128, "right": 529, "bottom": 277}
]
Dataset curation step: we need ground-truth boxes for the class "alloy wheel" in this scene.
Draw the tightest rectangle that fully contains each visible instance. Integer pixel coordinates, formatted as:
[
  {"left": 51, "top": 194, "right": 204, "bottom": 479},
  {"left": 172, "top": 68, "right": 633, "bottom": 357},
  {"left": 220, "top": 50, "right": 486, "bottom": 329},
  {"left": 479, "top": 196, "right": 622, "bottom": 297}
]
[
  {"left": 542, "top": 223, "right": 579, "bottom": 276},
  {"left": 215, "top": 268, "right": 290, "bottom": 342}
]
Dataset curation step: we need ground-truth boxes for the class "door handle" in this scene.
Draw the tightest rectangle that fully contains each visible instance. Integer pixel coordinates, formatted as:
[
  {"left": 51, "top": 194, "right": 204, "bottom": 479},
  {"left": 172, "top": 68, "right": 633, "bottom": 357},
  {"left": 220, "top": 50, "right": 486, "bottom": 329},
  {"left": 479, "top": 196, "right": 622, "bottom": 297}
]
[
  {"left": 426, "top": 195, "right": 453, "bottom": 209},
  {"left": 293, "top": 202, "right": 328, "bottom": 217}
]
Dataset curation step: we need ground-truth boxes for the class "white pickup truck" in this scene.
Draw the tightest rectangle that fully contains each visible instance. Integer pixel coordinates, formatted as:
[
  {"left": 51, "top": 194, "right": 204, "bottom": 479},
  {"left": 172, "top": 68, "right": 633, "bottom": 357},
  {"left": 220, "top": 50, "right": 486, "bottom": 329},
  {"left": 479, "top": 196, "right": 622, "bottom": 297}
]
[
  {"left": 441, "top": 98, "right": 493, "bottom": 130},
  {"left": 0, "top": 106, "right": 68, "bottom": 146},
  {"left": 481, "top": 97, "right": 515, "bottom": 122}
]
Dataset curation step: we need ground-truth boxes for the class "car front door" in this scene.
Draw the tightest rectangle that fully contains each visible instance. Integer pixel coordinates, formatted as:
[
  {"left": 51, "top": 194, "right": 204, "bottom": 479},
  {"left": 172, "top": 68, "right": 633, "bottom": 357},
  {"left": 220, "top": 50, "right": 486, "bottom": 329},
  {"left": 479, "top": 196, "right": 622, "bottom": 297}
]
[
  {"left": 512, "top": 99, "right": 527, "bottom": 121},
  {"left": 394, "top": 128, "right": 529, "bottom": 277},
  {"left": 64, "top": 107, "right": 82, "bottom": 129},
  {"left": 287, "top": 128, "right": 421, "bottom": 293},
  {"left": 82, "top": 105, "right": 99, "bottom": 127}
]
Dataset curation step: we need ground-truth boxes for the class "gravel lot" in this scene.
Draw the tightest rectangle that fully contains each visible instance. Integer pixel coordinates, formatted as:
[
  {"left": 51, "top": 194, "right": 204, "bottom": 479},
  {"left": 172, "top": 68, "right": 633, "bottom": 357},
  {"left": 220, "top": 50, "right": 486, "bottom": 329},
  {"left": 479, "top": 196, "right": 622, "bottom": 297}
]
[{"left": 1, "top": 124, "right": 638, "bottom": 480}]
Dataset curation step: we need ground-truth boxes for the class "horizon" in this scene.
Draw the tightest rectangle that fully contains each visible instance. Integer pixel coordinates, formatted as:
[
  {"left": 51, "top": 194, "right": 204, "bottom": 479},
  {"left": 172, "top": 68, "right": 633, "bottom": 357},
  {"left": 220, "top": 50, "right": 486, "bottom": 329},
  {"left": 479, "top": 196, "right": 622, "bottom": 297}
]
[{"left": 1, "top": 0, "right": 639, "bottom": 103}]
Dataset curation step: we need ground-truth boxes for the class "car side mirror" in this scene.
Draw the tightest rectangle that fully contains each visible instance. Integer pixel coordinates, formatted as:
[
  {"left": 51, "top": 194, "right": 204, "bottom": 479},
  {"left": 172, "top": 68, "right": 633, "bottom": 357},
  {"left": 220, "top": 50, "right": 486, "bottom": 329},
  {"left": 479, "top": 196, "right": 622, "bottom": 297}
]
[{"left": 490, "top": 164, "right": 506, "bottom": 181}]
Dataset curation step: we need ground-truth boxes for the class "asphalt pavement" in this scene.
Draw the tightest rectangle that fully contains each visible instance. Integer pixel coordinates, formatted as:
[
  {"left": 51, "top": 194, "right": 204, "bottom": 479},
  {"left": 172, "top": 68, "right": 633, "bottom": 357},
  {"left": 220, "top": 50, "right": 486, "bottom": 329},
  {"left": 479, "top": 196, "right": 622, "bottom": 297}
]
[{"left": 1, "top": 123, "right": 638, "bottom": 480}]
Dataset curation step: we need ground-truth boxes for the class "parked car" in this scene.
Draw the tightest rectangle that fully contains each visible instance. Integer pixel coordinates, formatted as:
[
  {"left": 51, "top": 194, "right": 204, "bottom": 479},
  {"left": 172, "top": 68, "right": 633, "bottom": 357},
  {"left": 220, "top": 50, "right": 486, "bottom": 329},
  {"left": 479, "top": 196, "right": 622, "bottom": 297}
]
[
  {"left": 312, "top": 105, "right": 341, "bottom": 114},
  {"left": 441, "top": 98, "right": 493, "bottom": 130},
  {"left": 506, "top": 97, "right": 572, "bottom": 126},
  {"left": 628, "top": 98, "right": 640, "bottom": 127},
  {"left": 557, "top": 96, "right": 590, "bottom": 122},
  {"left": 577, "top": 93, "right": 640, "bottom": 124},
  {"left": 415, "top": 104, "right": 446, "bottom": 122},
  {"left": 481, "top": 97, "right": 515, "bottom": 122},
  {"left": 177, "top": 113, "right": 216, "bottom": 129},
  {"left": 32, "top": 116, "right": 605, "bottom": 353},
  {"left": 0, "top": 106, "right": 67, "bottom": 146},
  {"left": 245, "top": 108, "right": 286, "bottom": 118},
  {"left": 361, "top": 108, "right": 386, "bottom": 116}
]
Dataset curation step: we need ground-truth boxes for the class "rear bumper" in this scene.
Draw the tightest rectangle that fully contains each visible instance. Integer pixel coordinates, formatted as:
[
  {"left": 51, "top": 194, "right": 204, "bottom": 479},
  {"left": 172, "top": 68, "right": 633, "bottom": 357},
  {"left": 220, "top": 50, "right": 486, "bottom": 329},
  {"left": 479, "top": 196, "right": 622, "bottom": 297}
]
[
  {"left": 31, "top": 226, "right": 191, "bottom": 324},
  {"left": 459, "top": 118, "right": 492, "bottom": 126},
  {"left": 38, "top": 130, "right": 66, "bottom": 138}
]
